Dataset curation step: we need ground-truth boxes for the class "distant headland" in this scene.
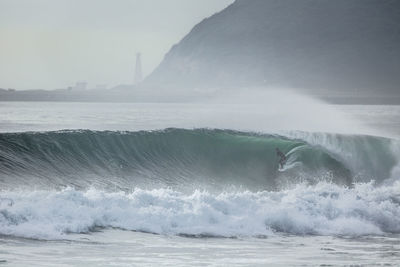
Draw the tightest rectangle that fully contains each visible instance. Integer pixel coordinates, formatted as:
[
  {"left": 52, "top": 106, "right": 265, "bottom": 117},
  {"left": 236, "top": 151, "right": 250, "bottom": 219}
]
[{"left": 2, "top": 0, "right": 400, "bottom": 104}]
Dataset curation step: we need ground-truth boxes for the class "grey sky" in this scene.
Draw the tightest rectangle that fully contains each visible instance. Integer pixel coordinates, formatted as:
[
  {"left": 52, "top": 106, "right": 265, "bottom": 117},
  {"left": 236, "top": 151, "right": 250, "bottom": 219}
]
[{"left": 0, "top": 0, "right": 233, "bottom": 90}]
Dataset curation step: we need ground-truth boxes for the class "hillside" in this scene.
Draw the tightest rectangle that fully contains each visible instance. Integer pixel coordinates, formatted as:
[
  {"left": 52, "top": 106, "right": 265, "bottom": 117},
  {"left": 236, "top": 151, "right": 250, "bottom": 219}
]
[{"left": 146, "top": 0, "right": 400, "bottom": 96}]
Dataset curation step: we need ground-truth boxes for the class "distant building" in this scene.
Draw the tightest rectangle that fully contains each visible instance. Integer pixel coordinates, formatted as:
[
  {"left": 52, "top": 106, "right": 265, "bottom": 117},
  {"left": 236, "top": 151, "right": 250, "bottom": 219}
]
[
  {"left": 134, "top": 53, "right": 143, "bottom": 84},
  {"left": 74, "top": 82, "right": 87, "bottom": 90},
  {"left": 68, "top": 82, "right": 87, "bottom": 91}
]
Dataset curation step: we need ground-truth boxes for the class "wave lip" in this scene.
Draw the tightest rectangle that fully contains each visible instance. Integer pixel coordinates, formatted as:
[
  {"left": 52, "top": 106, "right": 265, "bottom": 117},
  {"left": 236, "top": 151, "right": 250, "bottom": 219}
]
[{"left": 1, "top": 182, "right": 399, "bottom": 240}]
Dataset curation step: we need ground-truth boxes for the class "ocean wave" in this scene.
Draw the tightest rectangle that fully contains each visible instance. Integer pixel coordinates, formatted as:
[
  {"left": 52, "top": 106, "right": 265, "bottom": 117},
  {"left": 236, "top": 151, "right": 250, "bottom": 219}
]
[
  {"left": 1, "top": 182, "right": 399, "bottom": 240},
  {"left": 0, "top": 129, "right": 398, "bottom": 190}
]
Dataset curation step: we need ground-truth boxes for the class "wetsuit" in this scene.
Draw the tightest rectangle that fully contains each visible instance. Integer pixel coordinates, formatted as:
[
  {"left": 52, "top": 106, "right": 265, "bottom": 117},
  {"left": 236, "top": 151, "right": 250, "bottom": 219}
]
[{"left": 276, "top": 149, "right": 287, "bottom": 168}]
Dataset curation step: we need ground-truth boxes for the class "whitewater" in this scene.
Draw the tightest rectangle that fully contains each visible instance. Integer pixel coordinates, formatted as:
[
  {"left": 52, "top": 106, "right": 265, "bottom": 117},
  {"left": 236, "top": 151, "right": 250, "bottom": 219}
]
[{"left": 1, "top": 93, "right": 400, "bottom": 266}]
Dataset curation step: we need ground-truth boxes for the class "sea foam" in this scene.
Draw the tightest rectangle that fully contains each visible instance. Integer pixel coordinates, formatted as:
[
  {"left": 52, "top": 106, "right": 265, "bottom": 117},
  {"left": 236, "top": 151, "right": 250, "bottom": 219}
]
[{"left": 1, "top": 181, "right": 399, "bottom": 240}]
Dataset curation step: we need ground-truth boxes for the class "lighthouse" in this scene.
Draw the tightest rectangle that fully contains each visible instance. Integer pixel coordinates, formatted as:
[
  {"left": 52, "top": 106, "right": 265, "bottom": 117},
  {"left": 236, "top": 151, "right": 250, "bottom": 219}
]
[{"left": 134, "top": 53, "right": 143, "bottom": 84}]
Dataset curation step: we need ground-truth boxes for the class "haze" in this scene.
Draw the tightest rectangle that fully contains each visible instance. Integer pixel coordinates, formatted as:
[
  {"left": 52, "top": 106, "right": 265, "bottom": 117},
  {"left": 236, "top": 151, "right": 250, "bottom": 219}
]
[{"left": 0, "top": 0, "right": 233, "bottom": 90}]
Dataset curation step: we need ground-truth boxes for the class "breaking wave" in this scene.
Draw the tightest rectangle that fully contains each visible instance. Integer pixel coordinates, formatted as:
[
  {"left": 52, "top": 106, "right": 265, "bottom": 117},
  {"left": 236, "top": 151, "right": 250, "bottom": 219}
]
[
  {"left": 1, "top": 182, "right": 400, "bottom": 239},
  {"left": 0, "top": 128, "right": 399, "bottom": 239},
  {"left": 0, "top": 129, "right": 398, "bottom": 190}
]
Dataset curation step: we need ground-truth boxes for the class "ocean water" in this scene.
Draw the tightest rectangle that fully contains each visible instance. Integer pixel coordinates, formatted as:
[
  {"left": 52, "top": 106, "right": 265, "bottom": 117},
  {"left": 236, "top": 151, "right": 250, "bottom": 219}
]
[{"left": 0, "top": 97, "right": 399, "bottom": 266}]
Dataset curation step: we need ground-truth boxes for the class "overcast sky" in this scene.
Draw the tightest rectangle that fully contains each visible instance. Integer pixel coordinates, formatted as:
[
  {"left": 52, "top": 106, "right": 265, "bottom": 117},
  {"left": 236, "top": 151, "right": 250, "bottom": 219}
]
[{"left": 0, "top": 0, "right": 233, "bottom": 90}]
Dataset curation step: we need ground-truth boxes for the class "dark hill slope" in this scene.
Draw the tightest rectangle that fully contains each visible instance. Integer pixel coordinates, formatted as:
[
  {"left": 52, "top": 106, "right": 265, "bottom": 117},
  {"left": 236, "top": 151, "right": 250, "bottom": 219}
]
[{"left": 146, "top": 0, "right": 400, "bottom": 96}]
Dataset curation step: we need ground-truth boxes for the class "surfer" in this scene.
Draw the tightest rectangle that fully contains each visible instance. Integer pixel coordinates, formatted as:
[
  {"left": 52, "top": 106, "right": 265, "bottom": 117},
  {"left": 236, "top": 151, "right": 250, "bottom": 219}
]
[{"left": 276, "top": 148, "right": 287, "bottom": 169}]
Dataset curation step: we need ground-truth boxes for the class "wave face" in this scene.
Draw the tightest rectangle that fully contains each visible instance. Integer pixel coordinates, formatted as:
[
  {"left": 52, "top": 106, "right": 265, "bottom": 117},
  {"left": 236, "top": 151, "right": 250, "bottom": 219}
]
[{"left": 0, "top": 129, "right": 398, "bottom": 190}]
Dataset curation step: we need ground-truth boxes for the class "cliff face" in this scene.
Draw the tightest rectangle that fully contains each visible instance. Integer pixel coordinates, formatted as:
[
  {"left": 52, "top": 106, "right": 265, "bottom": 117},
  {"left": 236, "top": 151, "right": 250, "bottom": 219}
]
[{"left": 146, "top": 0, "right": 400, "bottom": 96}]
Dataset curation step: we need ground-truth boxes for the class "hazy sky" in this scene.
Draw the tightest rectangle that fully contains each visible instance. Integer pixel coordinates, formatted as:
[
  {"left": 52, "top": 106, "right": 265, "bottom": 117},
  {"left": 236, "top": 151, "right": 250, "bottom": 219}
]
[{"left": 0, "top": 0, "right": 233, "bottom": 90}]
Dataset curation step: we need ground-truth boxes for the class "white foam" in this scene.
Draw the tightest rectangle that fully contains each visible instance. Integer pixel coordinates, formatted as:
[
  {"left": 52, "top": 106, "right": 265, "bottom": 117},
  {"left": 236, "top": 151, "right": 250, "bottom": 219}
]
[{"left": 1, "top": 181, "right": 399, "bottom": 240}]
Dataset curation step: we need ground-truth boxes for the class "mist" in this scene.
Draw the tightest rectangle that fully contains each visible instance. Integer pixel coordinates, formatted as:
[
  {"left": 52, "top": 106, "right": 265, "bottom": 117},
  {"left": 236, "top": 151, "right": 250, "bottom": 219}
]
[{"left": 0, "top": 0, "right": 233, "bottom": 90}]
